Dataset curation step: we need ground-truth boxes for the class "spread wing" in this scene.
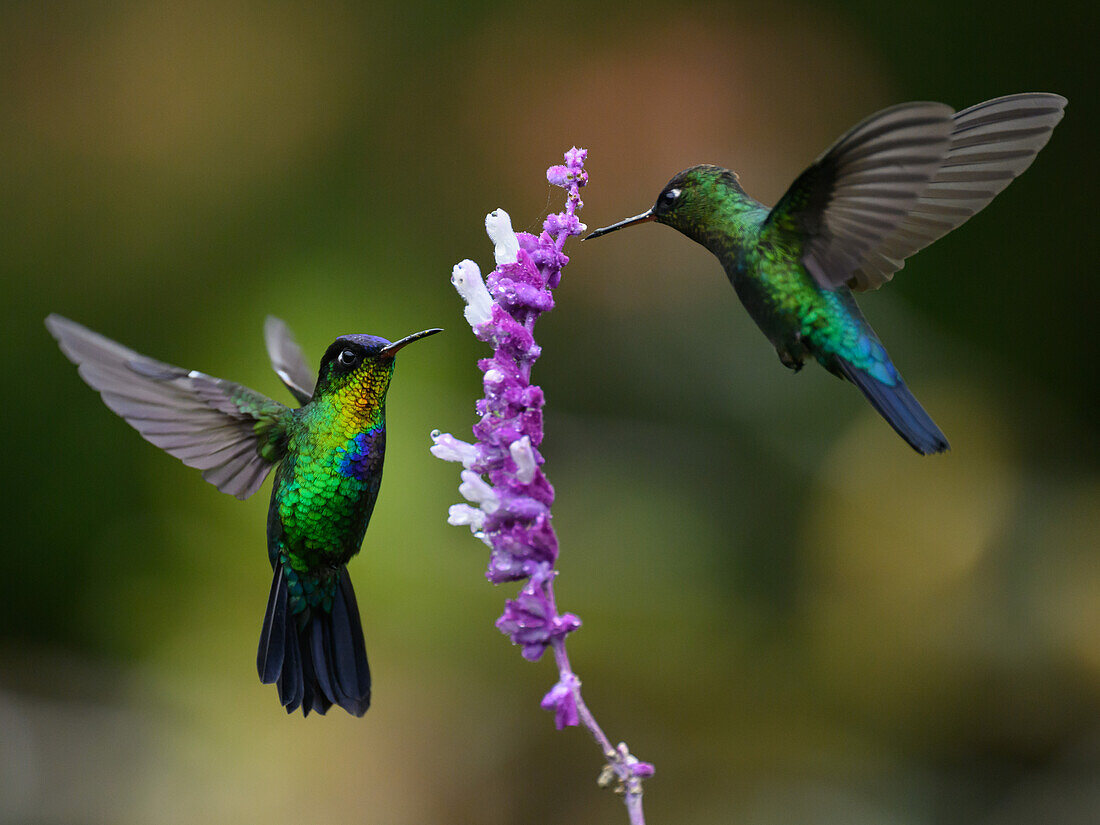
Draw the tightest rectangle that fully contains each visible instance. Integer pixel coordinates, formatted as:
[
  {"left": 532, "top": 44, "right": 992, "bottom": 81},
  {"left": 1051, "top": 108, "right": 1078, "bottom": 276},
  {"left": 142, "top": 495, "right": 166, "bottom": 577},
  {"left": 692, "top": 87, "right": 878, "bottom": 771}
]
[
  {"left": 264, "top": 316, "right": 315, "bottom": 406},
  {"left": 761, "top": 101, "right": 955, "bottom": 291},
  {"left": 46, "top": 314, "right": 292, "bottom": 500},
  {"left": 851, "top": 93, "right": 1067, "bottom": 290}
]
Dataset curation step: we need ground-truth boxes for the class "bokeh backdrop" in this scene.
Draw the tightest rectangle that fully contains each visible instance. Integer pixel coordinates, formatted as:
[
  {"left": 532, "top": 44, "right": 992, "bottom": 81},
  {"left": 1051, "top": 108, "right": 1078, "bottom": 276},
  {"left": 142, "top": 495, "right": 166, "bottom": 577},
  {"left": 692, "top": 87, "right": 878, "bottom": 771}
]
[{"left": 3, "top": 1, "right": 1097, "bottom": 823}]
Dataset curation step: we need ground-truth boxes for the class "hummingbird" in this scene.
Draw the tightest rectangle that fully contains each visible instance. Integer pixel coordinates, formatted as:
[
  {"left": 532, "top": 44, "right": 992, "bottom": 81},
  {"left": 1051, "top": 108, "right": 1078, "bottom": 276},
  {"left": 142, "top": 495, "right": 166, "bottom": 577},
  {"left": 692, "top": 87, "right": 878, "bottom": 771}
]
[
  {"left": 45, "top": 313, "right": 442, "bottom": 716},
  {"left": 586, "top": 93, "right": 1066, "bottom": 454}
]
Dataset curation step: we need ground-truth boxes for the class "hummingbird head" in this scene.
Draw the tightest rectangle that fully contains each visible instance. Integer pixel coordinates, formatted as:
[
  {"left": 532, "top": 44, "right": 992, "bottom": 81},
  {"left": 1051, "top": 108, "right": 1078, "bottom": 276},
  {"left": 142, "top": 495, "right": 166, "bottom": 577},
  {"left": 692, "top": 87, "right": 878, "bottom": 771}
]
[
  {"left": 313, "top": 329, "right": 443, "bottom": 402},
  {"left": 652, "top": 165, "right": 742, "bottom": 231},
  {"left": 585, "top": 164, "right": 744, "bottom": 244}
]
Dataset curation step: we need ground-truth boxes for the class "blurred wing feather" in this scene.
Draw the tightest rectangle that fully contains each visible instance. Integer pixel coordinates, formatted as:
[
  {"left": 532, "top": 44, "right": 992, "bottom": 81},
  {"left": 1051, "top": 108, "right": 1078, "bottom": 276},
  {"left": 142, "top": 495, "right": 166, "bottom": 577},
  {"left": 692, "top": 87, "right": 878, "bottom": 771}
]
[
  {"left": 46, "top": 314, "right": 291, "bottom": 499},
  {"left": 264, "top": 316, "right": 315, "bottom": 405},
  {"left": 762, "top": 101, "right": 955, "bottom": 290},
  {"left": 851, "top": 93, "right": 1066, "bottom": 290}
]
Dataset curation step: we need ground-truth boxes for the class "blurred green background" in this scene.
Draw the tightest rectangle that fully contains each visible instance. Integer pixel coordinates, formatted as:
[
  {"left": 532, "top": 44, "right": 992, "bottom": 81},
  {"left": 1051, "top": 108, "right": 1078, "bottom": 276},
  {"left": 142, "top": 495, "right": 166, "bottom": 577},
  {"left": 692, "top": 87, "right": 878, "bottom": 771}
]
[{"left": 3, "top": 1, "right": 1096, "bottom": 823}]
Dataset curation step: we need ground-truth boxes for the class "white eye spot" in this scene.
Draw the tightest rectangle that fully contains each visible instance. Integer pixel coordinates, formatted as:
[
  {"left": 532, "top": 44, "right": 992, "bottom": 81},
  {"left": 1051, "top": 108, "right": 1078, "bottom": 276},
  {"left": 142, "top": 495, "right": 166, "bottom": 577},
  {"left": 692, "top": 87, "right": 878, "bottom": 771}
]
[{"left": 664, "top": 188, "right": 681, "bottom": 201}]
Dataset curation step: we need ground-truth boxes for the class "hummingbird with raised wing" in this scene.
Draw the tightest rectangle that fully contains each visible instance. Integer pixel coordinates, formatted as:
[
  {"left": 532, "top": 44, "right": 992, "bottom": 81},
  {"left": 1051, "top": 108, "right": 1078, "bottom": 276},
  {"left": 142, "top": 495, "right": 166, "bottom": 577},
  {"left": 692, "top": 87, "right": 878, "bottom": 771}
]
[
  {"left": 46, "top": 314, "right": 442, "bottom": 715},
  {"left": 587, "top": 93, "right": 1066, "bottom": 454}
]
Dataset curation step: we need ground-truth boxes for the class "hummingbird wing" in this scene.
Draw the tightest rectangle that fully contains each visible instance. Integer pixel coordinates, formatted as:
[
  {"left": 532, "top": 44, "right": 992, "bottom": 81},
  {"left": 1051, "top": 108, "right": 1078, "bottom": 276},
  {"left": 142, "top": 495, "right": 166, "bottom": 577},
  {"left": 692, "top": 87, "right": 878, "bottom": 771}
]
[
  {"left": 264, "top": 316, "right": 315, "bottom": 406},
  {"left": 761, "top": 101, "right": 955, "bottom": 291},
  {"left": 46, "top": 314, "right": 292, "bottom": 500},
  {"left": 851, "top": 93, "right": 1067, "bottom": 291}
]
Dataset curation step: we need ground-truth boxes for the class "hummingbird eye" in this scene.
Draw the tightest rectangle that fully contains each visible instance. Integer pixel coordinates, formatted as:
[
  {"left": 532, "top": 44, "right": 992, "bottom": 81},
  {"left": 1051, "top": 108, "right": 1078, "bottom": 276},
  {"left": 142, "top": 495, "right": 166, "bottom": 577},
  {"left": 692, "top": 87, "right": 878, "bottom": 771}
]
[
  {"left": 338, "top": 349, "right": 359, "bottom": 367},
  {"left": 663, "top": 187, "right": 682, "bottom": 203}
]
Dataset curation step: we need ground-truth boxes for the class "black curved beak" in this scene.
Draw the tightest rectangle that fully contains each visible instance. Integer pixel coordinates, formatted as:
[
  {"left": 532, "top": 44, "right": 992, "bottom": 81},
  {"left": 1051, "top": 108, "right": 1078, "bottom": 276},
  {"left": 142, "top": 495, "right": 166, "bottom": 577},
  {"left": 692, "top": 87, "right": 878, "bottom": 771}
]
[
  {"left": 380, "top": 328, "right": 444, "bottom": 357},
  {"left": 584, "top": 209, "right": 656, "bottom": 240}
]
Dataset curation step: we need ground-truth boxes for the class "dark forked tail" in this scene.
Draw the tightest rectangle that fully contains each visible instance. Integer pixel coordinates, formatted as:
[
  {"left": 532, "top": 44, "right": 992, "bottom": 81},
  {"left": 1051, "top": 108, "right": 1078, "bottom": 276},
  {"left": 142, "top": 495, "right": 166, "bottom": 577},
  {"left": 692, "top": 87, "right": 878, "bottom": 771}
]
[
  {"left": 835, "top": 357, "right": 949, "bottom": 455},
  {"left": 257, "top": 565, "right": 371, "bottom": 716}
]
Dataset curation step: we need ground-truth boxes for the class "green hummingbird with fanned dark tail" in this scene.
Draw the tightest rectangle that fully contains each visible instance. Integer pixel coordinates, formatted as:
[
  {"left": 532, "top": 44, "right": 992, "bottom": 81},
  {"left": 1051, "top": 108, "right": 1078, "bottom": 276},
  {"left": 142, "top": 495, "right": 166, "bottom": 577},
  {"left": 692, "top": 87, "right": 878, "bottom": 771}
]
[
  {"left": 587, "top": 93, "right": 1066, "bottom": 454},
  {"left": 46, "top": 314, "right": 442, "bottom": 716}
]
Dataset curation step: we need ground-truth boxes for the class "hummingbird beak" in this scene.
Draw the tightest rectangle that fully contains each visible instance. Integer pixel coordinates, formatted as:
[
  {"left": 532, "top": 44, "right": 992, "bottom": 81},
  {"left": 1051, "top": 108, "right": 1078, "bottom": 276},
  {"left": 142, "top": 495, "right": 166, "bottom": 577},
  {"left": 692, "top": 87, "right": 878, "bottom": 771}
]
[
  {"left": 583, "top": 209, "right": 656, "bottom": 240},
  {"left": 380, "top": 328, "right": 444, "bottom": 358}
]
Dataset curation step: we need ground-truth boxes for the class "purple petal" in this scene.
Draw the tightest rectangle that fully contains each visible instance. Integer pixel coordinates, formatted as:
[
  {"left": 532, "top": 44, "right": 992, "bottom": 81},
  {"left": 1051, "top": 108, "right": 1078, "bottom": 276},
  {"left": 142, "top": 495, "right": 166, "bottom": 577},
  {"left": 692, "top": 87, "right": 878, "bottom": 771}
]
[
  {"left": 564, "top": 146, "right": 588, "bottom": 168},
  {"left": 540, "top": 675, "right": 580, "bottom": 729}
]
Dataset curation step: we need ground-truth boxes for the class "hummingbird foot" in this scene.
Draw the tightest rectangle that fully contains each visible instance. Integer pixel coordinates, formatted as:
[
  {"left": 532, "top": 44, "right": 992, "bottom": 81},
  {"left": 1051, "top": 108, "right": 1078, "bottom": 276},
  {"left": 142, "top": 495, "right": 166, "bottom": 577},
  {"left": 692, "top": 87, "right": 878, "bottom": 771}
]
[{"left": 777, "top": 346, "right": 804, "bottom": 373}]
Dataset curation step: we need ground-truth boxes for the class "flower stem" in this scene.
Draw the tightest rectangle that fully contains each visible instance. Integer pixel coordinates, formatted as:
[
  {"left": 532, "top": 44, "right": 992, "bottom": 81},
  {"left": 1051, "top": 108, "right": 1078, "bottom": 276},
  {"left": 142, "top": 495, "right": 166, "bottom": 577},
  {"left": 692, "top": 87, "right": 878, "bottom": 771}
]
[{"left": 550, "top": 636, "right": 648, "bottom": 825}]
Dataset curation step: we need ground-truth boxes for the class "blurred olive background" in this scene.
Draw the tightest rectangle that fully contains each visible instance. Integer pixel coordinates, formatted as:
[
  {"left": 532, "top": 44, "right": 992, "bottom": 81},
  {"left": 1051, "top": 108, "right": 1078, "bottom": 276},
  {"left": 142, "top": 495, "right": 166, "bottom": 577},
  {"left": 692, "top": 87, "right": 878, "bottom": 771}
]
[{"left": 2, "top": 1, "right": 1096, "bottom": 823}]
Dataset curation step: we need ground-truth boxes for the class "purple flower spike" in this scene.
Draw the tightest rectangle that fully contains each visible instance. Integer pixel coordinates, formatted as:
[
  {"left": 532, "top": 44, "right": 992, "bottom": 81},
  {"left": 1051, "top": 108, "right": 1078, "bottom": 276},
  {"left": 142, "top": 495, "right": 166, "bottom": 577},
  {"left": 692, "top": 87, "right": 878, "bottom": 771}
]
[{"left": 432, "top": 148, "right": 651, "bottom": 825}]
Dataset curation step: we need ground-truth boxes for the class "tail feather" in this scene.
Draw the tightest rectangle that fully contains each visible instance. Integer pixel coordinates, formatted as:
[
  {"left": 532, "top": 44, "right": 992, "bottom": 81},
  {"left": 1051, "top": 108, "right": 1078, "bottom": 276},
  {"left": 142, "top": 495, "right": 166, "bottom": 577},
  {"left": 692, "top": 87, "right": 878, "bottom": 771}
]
[
  {"left": 335, "top": 574, "right": 371, "bottom": 711},
  {"left": 257, "top": 565, "right": 287, "bottom": 684},
  {"left": 300, "top": 637, "right": 332, "bottom": 716},
  {"left": 835, "top": 357, "right": 949, "bottom": 455},
  {"left": 257, "top": 564, "right": 371, "bottom": 717},
  {"left": 310, "top": 620, "right": 339, "bottom": 712},
  {"left": 281, "top": 616, "right": 306, "bottom": 712}
]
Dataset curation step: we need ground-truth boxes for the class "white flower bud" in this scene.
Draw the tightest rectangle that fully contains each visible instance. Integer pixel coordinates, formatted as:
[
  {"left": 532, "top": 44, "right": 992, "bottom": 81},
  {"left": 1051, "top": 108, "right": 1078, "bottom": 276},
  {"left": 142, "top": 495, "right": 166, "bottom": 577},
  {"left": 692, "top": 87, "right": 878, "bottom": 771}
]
[
  {"left": 509, "top": 436, "right": 537, "bottom": 484},
  {"left": 448, "top": 503, "right": 486, "bottom": 529},
  {"left": 459, "top": 469, "right": 500, "bottom": 513},
  {"left": 451, "top": 259, "right": 493, "bottom": 328},
  {"left": 429, "top": 430, "right": 481, "bottom": 469},
  {"left": 485, "top": 208, "right": 520, "bottom": 265}
]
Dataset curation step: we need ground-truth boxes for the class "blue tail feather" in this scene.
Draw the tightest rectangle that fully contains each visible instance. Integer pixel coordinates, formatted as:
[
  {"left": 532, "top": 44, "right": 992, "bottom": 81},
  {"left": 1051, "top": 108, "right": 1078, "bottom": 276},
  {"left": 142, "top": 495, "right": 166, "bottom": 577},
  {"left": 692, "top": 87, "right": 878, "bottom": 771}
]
[{"left": 835, "top": 357, "right": 949, "bottom": 455}]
